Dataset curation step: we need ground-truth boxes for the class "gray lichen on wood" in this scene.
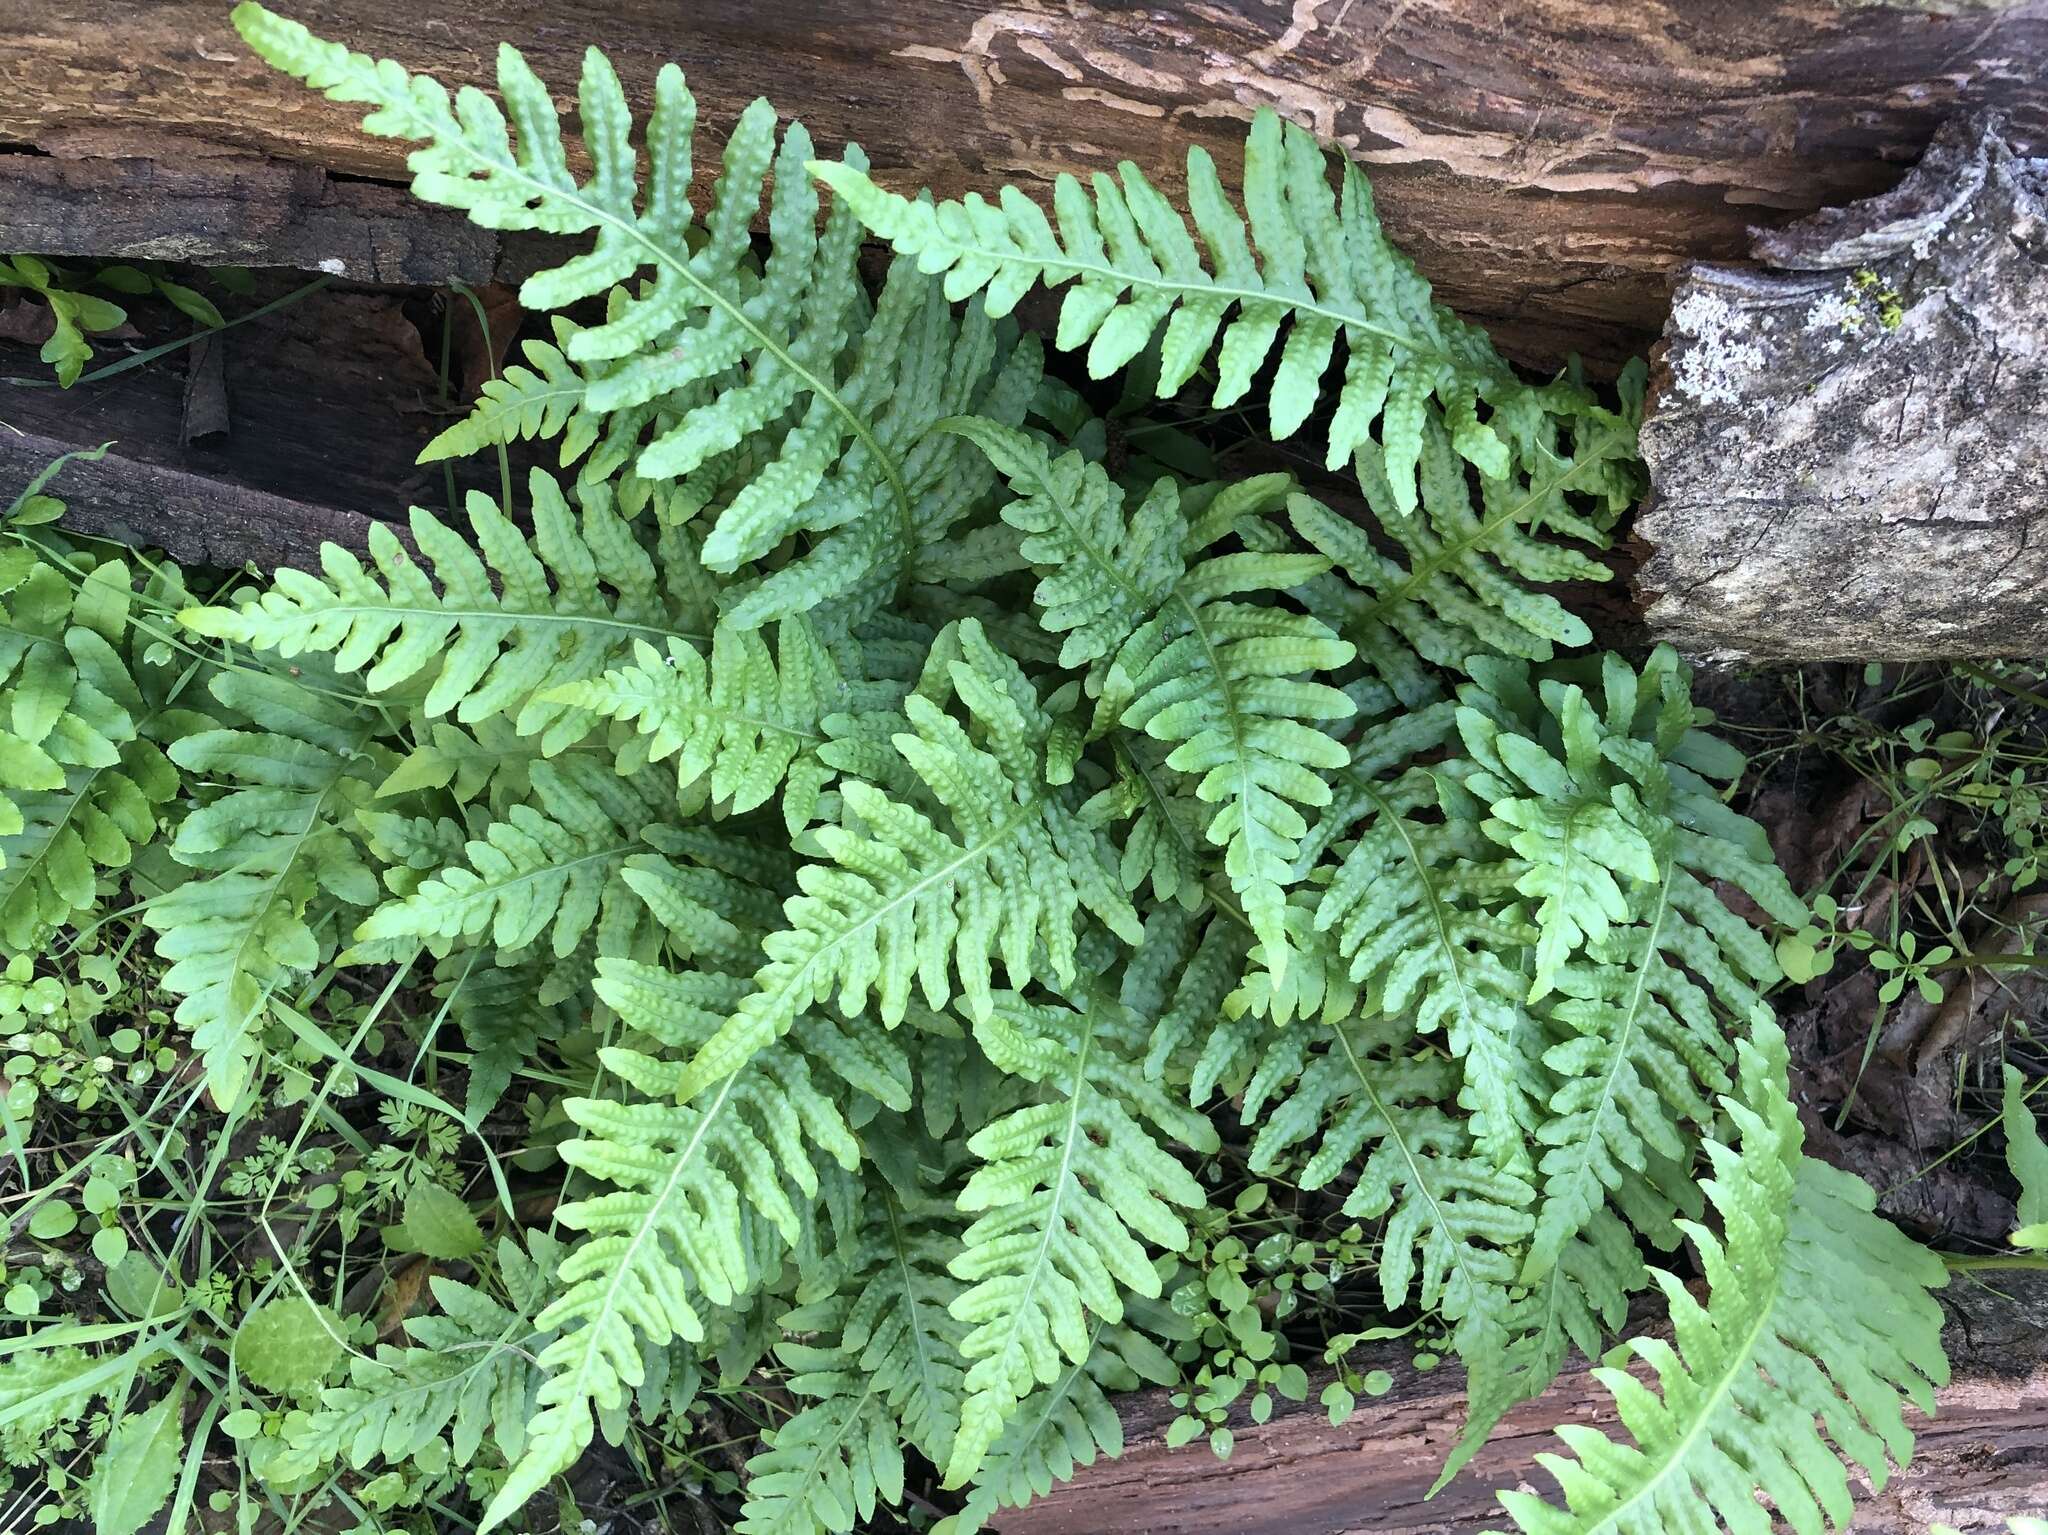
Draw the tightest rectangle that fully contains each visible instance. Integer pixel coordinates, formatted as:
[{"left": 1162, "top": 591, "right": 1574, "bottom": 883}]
[{"left": 1636, "top": 115, "right": 2047, "bottom": 660}]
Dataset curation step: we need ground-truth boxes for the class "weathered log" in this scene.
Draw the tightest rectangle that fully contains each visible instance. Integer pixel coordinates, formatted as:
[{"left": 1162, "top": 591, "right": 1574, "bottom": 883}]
[
  {"left": 1636, "top": 114, "right": 2048, "bottom": 660},
  {"left": 2, "top": 2, "right": 2045, "bottom": 368},
  {"left": 0, "top": 282, "right": 510, "bottom": 568},
  {"left": 994, "top": 1272, "right": 2048, "bottom": 1534}
]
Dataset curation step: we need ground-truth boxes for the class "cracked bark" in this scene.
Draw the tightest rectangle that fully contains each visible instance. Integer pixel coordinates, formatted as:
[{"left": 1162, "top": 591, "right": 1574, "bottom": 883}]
[
  {"left": 1636, "top": 114, "right": 2048, "bottom": 660},
  {"left": 0, "top": 2, "right": 2044, "bottom": 369}
]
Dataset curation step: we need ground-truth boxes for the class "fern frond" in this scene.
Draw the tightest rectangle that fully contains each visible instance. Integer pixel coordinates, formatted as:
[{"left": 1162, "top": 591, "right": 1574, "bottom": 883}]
[
  {"left": 542, "top": 615, "right": 854, "bottom": 829},
  {"left": 673, "top": 619, "right": 1138, "bottom": 1101},
  {"left": 1245, "top": 1012, "right": 1533, "bottom": 1456},
  {"left": 183, "top": 472, "right": 698, "bottom": 754},
  {"left": 736, "top": 1387, "right": 905, "bottom": 1535},
  {"left": 143, "top": 668, "right": 378, "bottom": 1109},
  {"left": 814, "top": 108, "right": 1618, "bottom": 513},
  {"left": 284, "top": 1232, "right": 562, "bottom": 1476},
  {"left": 494, "top": 957, "right": 866, "bottom": 1530},
  {"left": 418, "top": 325, "right": 598, "bottom": 468},
  {"left": 1313, "top": 763, "right": 1544, "bottom": 1174},
  {"left": 1490, "top": 1020, "right": 1950, "bottom": 1535},
  {"left": 351, "top": 756, "right": 664, "bottom": 963},
  {"left": 939, "top": 1323, "right": 1173, "bottom": 1535},
  {"left": 1287, "top": 404, "right": 1636, "bottom": 683},
  {"left": 234, "top": 6, "right": 1045, "bottom": 634},
  {"left": 945, "top": 978, "right": 1218, "bottom": 1487},
  {"left": 952, "top": 419, "right": 1354, "bottom": 971}
]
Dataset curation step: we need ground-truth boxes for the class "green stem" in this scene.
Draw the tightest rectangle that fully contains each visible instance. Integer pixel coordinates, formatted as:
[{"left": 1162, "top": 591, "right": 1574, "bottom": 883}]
[{"left": 1942, "top": 1253, "right": 2048, "bottom": 1274}]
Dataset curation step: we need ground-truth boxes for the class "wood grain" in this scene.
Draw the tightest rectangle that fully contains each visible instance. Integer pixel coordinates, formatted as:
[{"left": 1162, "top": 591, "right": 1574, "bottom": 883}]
[{"left": 1, "top": 2, "right": 2043, "bottom": 365}]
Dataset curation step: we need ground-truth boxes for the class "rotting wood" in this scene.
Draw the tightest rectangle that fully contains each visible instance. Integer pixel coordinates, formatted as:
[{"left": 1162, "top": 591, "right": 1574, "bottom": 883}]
[
  {"left": 1, "top": 2, "right": 2044, "bottom": 367},
  {"left": 1636, "top": 114, "right": 2048, "bottom": 661},
  {"left": 993, "top": 1273, "right": 2048, "bottom": 1535}
]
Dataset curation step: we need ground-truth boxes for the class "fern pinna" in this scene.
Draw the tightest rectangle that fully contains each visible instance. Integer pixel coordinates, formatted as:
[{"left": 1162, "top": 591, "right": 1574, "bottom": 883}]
[{"left": 0, "top": 5, "right": 1953, "bottom": 1532}]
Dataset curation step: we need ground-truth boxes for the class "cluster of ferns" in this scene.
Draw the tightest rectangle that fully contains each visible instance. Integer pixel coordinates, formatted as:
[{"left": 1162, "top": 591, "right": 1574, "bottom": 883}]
[{"left": 0, "top": 6, "right": 1959, "bottom": 1533}]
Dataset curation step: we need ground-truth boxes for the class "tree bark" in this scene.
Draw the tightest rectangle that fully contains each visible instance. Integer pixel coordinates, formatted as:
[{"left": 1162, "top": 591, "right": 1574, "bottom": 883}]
[
  {"left": 993, "top": 1272, "right": 2048, "bottom": 1534},
  {"left": 1635, "top": 113, "right": 2048, "bottom": 660},
  {"left": 1, "top": 1, "right": 2043, "bottom": 368}
]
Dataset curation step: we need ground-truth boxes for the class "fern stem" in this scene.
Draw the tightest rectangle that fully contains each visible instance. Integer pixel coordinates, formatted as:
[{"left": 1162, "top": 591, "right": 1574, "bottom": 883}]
[{"left": 1942, "top": 1253, "right": 2048, "bottom": 1273}]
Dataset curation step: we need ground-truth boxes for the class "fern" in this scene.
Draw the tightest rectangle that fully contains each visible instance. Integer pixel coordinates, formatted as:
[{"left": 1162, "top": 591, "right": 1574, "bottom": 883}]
[
  {"left": 542, "top": 614, "right": 857, "bottom": 830},
  {"left": 951, "top": 419, "right": 1354, "bottom": 972},
  {"left": 233, "top": 5, "right": 1043, "bottom": 630},
  {"left": 1490, "top": 1020, "right": 1949, "bottom": 1535},
  {"left": 946, "top": 976, "right": 1217, "bottom": 1487},
  {"left": 23, "top": 17, "right": 1952, "bottom": 1535},
  {"left": 1245, "top": 1011, "right": 1533, "bottom": 1454},
  {"left": 143, "top": 667, "right": 379, "bottom": 1109},
  {"left": 671, "top": 619, "right": 1137, "bottom": 1102},
  {"left": 183, "top": 473, "right": 703, "bottom": 753},
  {"left": 814, "top": 108, "right": 1621, "bottom": 516}
]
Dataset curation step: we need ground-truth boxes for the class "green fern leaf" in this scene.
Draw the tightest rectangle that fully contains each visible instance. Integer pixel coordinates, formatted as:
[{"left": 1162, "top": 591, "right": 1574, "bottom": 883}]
[
  {"left": 543, "top": 615, "right": 854, "bottom": 828},
  {"left": 814, "top": 107, "right": 1617, "bottom": 513},
  {"left": 491, "top": 956, "right": 867, "bottom": 1530},
  {"left": 1489, "top": 1020, "right": 1950, "bottom": 1535},
  {"left": 736, "top": 1387, "right": 905, "bottom": 1535},
  {"left": 674, "top": 619, "right": 1138, "bottom": 1101},
  {"left": 951, "top": 419, "right": 1354, "bottom": 973},
  {"left": 1245, "top": 1011, "right": 1533, "bottom": 1458},
  {"left": 945, "top": 978, "right": 1218, "bottom": 1487},
  {"left": 144, "top": 668, "right": 378, "bottom": 1109},
  {"left": 182, "top": 472, "right": 701, "bottom": 754}
]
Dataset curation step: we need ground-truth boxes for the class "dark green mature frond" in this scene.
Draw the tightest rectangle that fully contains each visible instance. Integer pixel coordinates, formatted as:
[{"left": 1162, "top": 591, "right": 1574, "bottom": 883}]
[
  {"left": 144, "top": 668, "right": 379, "bottom": 1109},
  {"left": 1490, "top": 1021, "right": 1950, "bottom": 1535},
  {"left": 1287, "top": 401, "right": 1637, "bottom": 684},
  {"left": 350, "top": 755, "right": 665, "bottom": 965},
  {"left": 946, "top": 981, "right": 1218, "bottom": 1487},
  {"left": 952, "top": 418, "right": 1355, "bottom": 972},
  {"left": 674, "top": 619, "right": 1138, "bottom": 1102},
  {"left": 814, "top": 108, "right": 1617, "bottom": 518},
  {"left": 183, "top": 472, "right": 704, "bottom": 754},
  {"left": 281, "top": 1231, "right": 562, "bottom": 1477}
]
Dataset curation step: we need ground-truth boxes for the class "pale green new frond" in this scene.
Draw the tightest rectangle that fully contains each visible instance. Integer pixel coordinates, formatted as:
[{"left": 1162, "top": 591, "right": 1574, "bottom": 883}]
[
  {"left": 774, "top": 1138, "right": 971, "bottom": 1468},
  {"left": 945, "top": 981, "right": 1218, "bottom": 1487},
  {"left": 143, "top": 668, "right": 378, "bottom": 1109},
  {"left": 493, "top": 957, "right": 864, "bottom": 1530},
  {"left": 954, "top": 419, "right": 1355, "bottom": 971},
  {"left": 813, "top": 107, "right": 1615, "bottom": 516},
  {"left": 673, "top": 619, "right": 1138, "bottom": 1102},
  {"left": 1490, "top": 1020, "right": 1950, "bottom": 1535},
  {"left": 418, "top": 327, "right": 599, "bottom": 468},
  {"left": 182, "top": 471, "right": 698, "bottom": 754},
  {"left": 543, "top": 615, "right": 852, "bottom": 829},
  {"left": 1245, "top": 1012, "right": 1533, "bottom": 1456}
]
